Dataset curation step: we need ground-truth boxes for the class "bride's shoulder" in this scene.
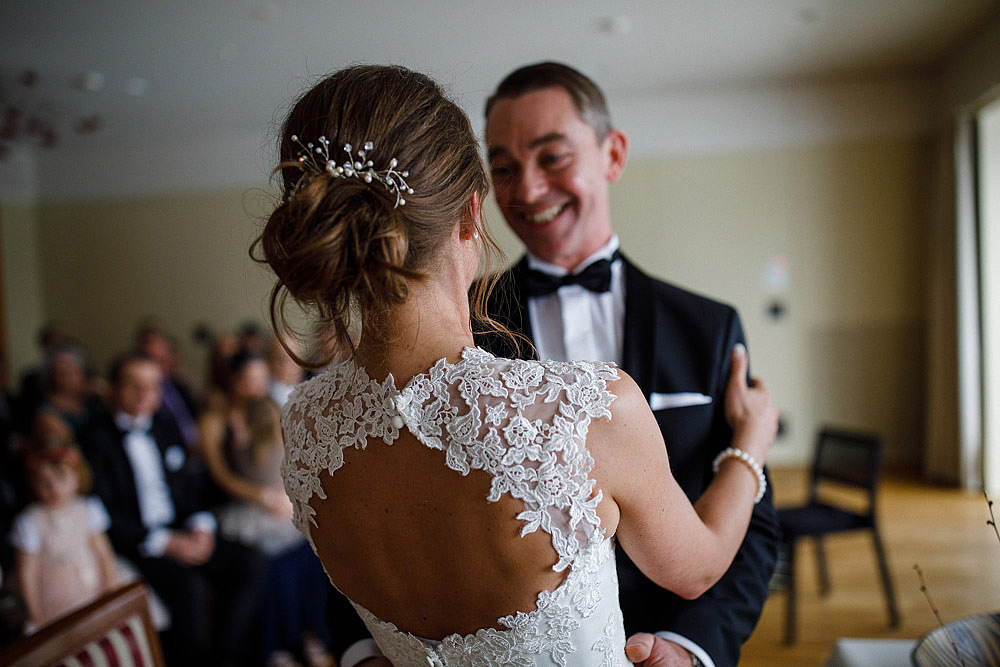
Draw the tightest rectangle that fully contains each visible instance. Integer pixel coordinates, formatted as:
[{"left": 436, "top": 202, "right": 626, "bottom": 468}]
[
  {"left": 282, "top": 361, "right": 360, "bottom": 414},
  {"left": 533, "top": 358, "right": 621, "bottom": 391},
  {"left": 465, "top": 347, "right": 619, "bottom": 380}
]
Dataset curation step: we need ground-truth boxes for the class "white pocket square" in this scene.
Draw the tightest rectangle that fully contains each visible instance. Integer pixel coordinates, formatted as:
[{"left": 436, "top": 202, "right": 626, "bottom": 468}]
[{"left": 649, "top": 392, "right": 713, "bottom": 410}]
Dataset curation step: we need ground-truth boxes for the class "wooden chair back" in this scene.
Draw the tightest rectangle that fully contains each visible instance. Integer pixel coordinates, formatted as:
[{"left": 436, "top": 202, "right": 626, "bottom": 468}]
[{"left": 0, "top": 581, "right": 166, "bottom": 667}]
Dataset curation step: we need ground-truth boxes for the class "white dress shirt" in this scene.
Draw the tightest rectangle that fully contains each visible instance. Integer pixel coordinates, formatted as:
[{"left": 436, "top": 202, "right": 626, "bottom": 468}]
[
  {"left": 526, "top": 235, "right": 625, "bottom": 365},
  {"left": 116, "top": 413, "right": 175, "bottom": 532}
]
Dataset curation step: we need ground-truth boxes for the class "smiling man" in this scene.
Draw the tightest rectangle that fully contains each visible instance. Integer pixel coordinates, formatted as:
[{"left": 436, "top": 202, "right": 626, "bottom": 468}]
[{"left": 478, "top": 62, "right": 780, "bottom": 667}]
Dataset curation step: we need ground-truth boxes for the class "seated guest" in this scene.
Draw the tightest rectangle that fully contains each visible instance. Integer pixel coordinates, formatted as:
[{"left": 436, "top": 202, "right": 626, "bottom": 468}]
[
  {"left": 0, "top": 353, "right": 23, "bottom": 577},
  {"left": 0, "top": 447, "right": 21, "bottom": 579},
  {"left": 31, "top": 342, "right": 102, "bottom": 448},
  {"left": 238, "top": 322, "right": 268, "bottom": 357},
  {"left": 266, "top": 337, "right": 306, "bottom": 407},
  {"left": 13, "top": 322, "right": 70, "bottom": 437},
  {"left": 136, "top": 323, "right": 202, "bottom": 451},
  {"left": 10, "top": 446, "right": 119, "bottom": 631},
  {"left": 81, "top": 353, "right": 264, "bottom": 667},
  {"left": 200, "top": 351, "right": 332, "bottom": 667},
  {"left": 206, "top": 331, "right": 241, "bottom": 399}
]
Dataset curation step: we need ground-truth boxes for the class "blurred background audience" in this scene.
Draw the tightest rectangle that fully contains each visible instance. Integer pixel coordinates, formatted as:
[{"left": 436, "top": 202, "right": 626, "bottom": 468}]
[
  {"left": 0, "top": 319, "right": 315, "bottom": 667},
  {"left": 200, "top": 350, "right": 331, "bottom": 667}
]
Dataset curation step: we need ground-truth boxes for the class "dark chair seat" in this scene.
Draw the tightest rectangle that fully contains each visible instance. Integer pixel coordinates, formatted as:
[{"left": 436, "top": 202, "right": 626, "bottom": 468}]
[{"left": 778, "top": 501, "right": 873, "bottom": 538}]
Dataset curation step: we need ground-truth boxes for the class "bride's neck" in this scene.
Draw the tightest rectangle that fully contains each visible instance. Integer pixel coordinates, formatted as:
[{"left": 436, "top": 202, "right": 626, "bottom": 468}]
[{"left": 354, "top": 275, "right": 474, "bottom": 386}]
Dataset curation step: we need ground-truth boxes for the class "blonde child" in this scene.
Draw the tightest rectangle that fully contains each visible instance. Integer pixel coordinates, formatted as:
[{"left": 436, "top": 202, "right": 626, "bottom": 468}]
[{"left": 11, "top": 446, "right": 118, "bottom": 629}]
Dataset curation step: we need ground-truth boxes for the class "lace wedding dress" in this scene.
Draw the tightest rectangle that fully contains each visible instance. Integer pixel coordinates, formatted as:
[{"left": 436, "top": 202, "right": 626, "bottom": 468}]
[{"left": 281, "top": 346, "right": 628, "bottom": 666}]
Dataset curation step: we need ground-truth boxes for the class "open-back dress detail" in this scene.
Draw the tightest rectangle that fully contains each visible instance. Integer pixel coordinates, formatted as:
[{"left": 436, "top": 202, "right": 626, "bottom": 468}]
[{"left": 281, "top": 346, "right": 627, "bottom": 666}]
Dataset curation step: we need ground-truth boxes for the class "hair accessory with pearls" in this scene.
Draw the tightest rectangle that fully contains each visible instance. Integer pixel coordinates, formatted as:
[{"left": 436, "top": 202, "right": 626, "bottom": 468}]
[{"left": 290, "top": 135, "right": 414, "bottom": 208}]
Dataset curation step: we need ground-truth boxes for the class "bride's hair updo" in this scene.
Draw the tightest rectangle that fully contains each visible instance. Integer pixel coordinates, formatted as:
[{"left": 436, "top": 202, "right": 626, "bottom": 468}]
[{"left": 254, "top": 64, "right": 499, "bottom": 367}]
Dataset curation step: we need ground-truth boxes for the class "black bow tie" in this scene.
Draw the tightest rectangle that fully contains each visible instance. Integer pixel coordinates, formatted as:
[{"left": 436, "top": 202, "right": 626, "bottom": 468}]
[{"left": 523, "top": 253, "right": 619, "bottom": 297}]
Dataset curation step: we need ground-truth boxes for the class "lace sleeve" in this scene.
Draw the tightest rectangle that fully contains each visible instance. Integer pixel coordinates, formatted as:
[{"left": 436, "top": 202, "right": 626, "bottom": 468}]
[
  {"left": 397, "top": 351, "right": 619, "bottom": 571},
  {"left": 280, "top": 363, "right": 402, "bottom": 544},
  {"left": 279, "top": 348, "right": 619, "bottom": 571}
]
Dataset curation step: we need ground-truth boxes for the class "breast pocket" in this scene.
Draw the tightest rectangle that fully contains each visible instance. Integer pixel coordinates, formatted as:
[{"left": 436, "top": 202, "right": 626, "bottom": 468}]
[{"left": 648, "top": 392, "right": 712, "bottom": 410}]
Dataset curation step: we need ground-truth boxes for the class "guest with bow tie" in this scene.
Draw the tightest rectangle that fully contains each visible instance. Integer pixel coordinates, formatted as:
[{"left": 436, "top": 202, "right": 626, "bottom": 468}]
[{"left": 80, "top": 352, "right": 265, "bottom": 667}]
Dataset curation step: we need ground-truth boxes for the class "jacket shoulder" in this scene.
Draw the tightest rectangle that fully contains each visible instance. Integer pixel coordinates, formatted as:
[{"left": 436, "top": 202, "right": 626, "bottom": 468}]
[{"left": 625, "top": 260, "right": 738, "bottom": 330}]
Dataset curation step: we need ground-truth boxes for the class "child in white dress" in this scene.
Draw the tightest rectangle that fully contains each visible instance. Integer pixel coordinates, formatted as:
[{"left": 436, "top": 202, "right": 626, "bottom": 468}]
[{"left": 10, "top": 446, "right": 119, "bottom": 630}]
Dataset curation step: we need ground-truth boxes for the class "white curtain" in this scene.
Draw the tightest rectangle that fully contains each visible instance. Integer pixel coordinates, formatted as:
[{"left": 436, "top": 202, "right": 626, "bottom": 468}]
[
  {"left": 954, "top": 112, "right": 983, "bottom": 491},
  {"left": 979, "top": 99, "right": 1000, "bottom": 494}
]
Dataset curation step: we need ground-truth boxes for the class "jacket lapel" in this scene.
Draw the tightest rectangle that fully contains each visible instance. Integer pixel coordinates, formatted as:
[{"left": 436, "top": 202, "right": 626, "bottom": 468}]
[
  {"left": 621, "top": 256, "right": 654, "bottom": 396},
  {"left": 480, "top": 257, "right": 537, "bottom": 361}
]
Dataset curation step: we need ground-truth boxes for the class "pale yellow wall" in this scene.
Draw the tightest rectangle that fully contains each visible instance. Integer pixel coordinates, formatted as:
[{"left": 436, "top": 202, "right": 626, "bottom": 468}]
[
  {"left": 33, "top": 189, "right": 277, "bottom": 388},
  {"left": 6, "top": 135, "right": 931, "bottom": 469},
  {"left": 0, "top": 202, "right": 46, "bottom": 382},
  {"left": 621, "top": 139, "right": 930, "bottom": 468},
  {"left": 489, "top": 136, "right": 931, "bottom": 467}
]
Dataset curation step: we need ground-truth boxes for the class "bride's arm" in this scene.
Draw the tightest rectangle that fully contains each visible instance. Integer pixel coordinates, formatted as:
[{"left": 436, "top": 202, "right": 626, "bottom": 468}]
[{"left": 590, "top": 346, "right": 777, "bottom": 599}]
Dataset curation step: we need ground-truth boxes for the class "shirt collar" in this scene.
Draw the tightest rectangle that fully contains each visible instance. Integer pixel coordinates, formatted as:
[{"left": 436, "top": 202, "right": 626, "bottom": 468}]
[
  {"left": 526, "top": 234, "right": 620, "bottom": 276},
  {"left": 115, "top": 411, "right": 153, "bottom": 433}
]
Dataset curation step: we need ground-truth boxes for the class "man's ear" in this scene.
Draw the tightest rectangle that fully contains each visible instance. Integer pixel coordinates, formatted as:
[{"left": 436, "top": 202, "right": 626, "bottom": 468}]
[{"left": 603, "top": 129, "right": 629, "bottom": 183}]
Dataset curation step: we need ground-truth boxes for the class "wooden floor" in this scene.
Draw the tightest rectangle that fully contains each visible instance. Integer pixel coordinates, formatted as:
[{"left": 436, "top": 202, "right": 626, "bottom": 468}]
[{"left": 739, "top": 467, "right": 1000, "bottom": 666}]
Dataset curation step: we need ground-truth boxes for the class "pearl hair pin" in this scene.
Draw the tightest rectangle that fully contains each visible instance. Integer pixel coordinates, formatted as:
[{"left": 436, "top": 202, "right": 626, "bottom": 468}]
[{"left": 290, "top": 135, "right": 414, "bottom": 208}]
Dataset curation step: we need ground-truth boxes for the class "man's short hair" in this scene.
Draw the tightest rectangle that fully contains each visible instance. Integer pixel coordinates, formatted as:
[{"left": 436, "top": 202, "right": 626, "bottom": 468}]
[
  {"left": 485, "top": 62, "right": 613, "bottom": 140},
  {"left": 108, "top": 351, "right": 157, "bottom": 385}
]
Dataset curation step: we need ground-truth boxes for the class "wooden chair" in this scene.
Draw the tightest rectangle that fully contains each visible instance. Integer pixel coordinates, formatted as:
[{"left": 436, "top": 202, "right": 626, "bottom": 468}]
[
  {"left": 773, "top": 427, "right": 901, "bottom": 644},
  {"left": 0, "top": 580, "right": 166, "bottom": 667}
]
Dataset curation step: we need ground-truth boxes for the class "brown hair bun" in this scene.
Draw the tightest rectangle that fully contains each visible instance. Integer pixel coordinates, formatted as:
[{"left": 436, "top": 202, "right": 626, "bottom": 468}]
[{"left": 253, "top": 65, "right": 499, "bottom": 367}]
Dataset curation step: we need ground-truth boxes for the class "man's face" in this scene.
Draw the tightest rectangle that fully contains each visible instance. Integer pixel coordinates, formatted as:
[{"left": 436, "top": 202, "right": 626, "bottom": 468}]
[
  {"left": 115, "top": 359, "right": 162, "bottom": 418},
  {"left": 486, "top": 86, "right": 627, "bottom": 270}
]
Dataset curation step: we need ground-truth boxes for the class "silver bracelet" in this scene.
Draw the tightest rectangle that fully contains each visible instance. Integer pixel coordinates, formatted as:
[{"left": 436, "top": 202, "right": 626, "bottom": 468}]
[{"left": 711, "top": 447, "right": 766, "bottom": 504}]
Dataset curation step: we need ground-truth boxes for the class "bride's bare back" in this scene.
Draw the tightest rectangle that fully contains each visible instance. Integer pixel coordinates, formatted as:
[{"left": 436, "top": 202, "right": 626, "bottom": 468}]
[
  {"left": 313, "top": 432, "right": 569, "bottom": 638},
  {"left": 281, "top": 348, "right": 625, "bottom": 647}
]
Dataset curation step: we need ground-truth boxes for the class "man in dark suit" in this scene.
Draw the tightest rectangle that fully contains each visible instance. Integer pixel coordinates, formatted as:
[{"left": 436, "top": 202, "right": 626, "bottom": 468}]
[
  {"left": 477, "top": 62, "right": 781, "bottom": 667},
  {"left": 81, "top": 353, "right": 264, "bottom": 667}
]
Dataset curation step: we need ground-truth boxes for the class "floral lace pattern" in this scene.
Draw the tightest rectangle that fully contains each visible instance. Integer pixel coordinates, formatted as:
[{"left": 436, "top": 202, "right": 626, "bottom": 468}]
[{"left": 281, "top": 347, "right": 626, "bottom": 666}]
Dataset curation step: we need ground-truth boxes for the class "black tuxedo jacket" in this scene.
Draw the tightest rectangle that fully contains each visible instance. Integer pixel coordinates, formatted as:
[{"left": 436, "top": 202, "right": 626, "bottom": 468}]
[
  {"left": 81, "top": 409, "right": 210, "bottom": 562},
  {"left": 476, "top": 255, "right": 781, "bottom": 666}
]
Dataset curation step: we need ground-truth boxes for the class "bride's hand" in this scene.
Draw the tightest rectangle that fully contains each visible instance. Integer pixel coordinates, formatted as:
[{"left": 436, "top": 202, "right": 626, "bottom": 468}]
[{"left": 723, "top": 343, "right": 778, "bottom": 465}]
